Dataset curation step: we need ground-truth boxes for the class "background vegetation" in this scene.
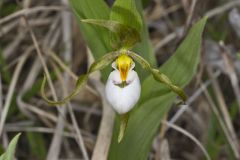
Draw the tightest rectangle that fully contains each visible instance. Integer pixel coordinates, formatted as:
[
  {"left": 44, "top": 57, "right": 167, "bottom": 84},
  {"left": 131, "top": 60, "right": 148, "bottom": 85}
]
[{"left": 0, "top": 0, "right": 240, "bottom": 160}]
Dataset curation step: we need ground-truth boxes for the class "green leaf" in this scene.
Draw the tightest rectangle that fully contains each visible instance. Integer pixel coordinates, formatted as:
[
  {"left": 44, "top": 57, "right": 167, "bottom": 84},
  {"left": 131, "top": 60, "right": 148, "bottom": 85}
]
[
  {"left": 41, "top": 52, "right": 119, "bottom": 105},
  {"left": 69, "top": 0, "right": 111, "bottom": 81},
  {"left": 0, "top": 133, "right": 21, "bottom": 160},
  {"left": 108, "top": 17, "right": 207, "bottom": 160},
  {"left": 141, "top": 17, "right": 207, "bottom": 102}
]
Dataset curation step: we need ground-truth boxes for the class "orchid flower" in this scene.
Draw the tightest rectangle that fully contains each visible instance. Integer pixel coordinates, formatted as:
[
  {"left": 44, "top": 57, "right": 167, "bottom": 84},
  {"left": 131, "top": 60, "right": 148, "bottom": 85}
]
[
  {"left": 106, "top": 53, "right": 141, "bottom": 115},
  {"left": 41, "top": 47, "right": 186, "bottom": 142}
]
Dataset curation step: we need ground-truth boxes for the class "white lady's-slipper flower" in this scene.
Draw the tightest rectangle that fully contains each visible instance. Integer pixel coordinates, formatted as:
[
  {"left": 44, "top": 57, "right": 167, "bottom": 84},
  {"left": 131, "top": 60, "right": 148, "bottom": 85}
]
[{"left": 105, "top": 54, "right": 141, "bottom": 114}]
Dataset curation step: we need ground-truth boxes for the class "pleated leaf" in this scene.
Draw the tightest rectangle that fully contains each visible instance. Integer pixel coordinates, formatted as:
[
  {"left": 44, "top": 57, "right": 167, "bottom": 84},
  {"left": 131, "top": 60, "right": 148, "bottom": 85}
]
[{"left": 108, "top": 17, "right": 207, "bottom": 160}]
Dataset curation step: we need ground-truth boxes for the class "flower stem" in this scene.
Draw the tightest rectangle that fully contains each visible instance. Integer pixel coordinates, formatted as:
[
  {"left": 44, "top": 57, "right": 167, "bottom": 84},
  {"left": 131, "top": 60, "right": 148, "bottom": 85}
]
[{"left": 118, "top": 113, "right": 129, "bottom": 143}]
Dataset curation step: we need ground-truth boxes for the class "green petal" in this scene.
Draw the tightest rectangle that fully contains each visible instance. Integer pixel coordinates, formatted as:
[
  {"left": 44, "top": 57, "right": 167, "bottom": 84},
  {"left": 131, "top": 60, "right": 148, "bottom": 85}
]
[
  {"left": 41, "top": 52, "right": 119, "bottom": 105},
  {"left": 128, "top": 51, "right": 187, "bottom": 102},
  {"left": 41, "top": 74, "right": 88, "bottom": 105}
]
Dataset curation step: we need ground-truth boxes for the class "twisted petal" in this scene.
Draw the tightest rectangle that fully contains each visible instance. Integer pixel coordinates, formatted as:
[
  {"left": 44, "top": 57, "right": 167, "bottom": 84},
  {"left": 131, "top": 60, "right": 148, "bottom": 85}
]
[
  {"left": 41, "top": 52, "right": 119, "bottom": 105},
  {"left": 128, "top": 51, "right": 187, "bottom": 102}
]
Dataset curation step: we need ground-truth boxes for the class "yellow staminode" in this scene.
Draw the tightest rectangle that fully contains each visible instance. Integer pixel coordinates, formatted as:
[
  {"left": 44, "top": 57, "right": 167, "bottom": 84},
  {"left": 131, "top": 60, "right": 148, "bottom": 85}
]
[{"left": 116, "top": 54, "right": 133, "bottom": 82}]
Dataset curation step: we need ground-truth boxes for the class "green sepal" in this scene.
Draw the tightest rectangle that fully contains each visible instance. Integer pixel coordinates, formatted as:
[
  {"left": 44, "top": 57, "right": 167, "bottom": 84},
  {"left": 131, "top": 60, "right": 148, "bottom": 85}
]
[
  {"left": 110, "top": 0, "right": 142, "bottom": 49},
  {"left": 128, "top": 51, "right": 187, "bottom": 102},
  {"left": 82, "top": 19, "right": 141, "bottom": 50},
  {"left": 118, "top": 113, "right": 129, "bottom": 143},
  {"left": 110, "top": 0, "right": 142, "bottom": 34},
  {"left": 41, "top": 52, "right": 119, "bottom": 105}
]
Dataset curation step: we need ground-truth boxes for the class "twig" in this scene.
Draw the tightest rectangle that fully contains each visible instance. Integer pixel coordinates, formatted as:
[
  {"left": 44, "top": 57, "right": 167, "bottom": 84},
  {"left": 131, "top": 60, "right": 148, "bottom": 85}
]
[
  {"left": 45, "top": 3, "right": 71, "bottom": 158},
  {"left": 154, "top": 27, "right": 184, "bottom": 53},
  {"left": 16, "top": 48, "right": 39, "bottom": 120},
  {"left": 162, "top": 121, "right": 211, "bottom": 160},
  {"left": 207, "top": 67, "right": 240, "bottom": 159},
  {"left": 42, "top": 16, "right": 61, "bottom": 49},
  {"left": 62, "top": 3, "right": 89, "bottom": 155},
  {"left": 48, "top": 1, "right": 89, "bottom": 158},
  {"left": 50, "top": 51, "right": 78, "bottom": 79},
  {"left": 159, "top": 113, "right": 168, "bottom": 139},
  {"left": 48, "top": 49, "right": 98, "bottom": 97},
  {"left": 91, "top": 80, "right": 115, "bottom": 160},
  {"left": 183, "top": 0, "right": 197, "bottom": 35},
  {"left": 205, "top": 0, "right": 240, "bottom": 18},
  {"left": 18, "top": 99, "right": 57, "bottom": 122},
  {"left": 0, "top": 74, "right": 2, "bottom": 113},
  {"left": 0, "top": 20, "right": 18, "bottom": 38},
  {"left": 202, "top": 82, "right": 240, "bottom": 159},
  {"left": 67, "top": 103, "right": 89, "bottom": 160},
  {"left": 16, "top": 14, "right": 63, "bottom": 126},
  {"left": 46, "top": 45, "right": 67, "bottom": 160},
  {"left": 3, "top": 30, "right": 27, "bottom": 59},
  {"left": 0, "top": 49, "right": 31, "bottom": 136},
  {"left": 21, "top": 16, "right": 58, "bottom": 104},
  {"left": 219, "top": 41, "right": 240, "bottom": 111},
  {"left": 168, "top": 70, "right": 221, "bottom": 125},
  {"left": 156, "top": 139, "right": 171, "bottom": 160},
  {"left": 53, "top": 61, "right": 89, "bottom": 160},
  {"left": 71, "top": 103, "right": 101, "bottom": 116},
  {"left": 154, "top": 0, "right": 240, "bottom": 53},
  {"left": 47, "top": 2, "right": 72, "bottom": 158},
  {"left": 21, "top": 14, "right": 66, "bottom": 160},
  {"left": 0, "top": 6, "right": 65, "bottom": 25},
  {"left": 47, "top": 105, "right": 67, "bottom": 160},
  {"left": 5, "top": 126, "right": 75, "bottom": 138}
]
